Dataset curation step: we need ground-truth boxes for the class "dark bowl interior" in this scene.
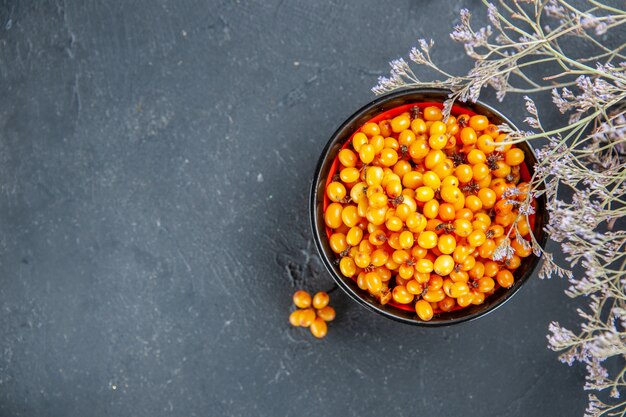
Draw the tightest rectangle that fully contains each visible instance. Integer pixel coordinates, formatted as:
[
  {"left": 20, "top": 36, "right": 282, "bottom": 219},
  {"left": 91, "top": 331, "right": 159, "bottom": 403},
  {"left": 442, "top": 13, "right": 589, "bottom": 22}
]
[{"left": 310, "top": 88, "right": 547, "bottom": 326}]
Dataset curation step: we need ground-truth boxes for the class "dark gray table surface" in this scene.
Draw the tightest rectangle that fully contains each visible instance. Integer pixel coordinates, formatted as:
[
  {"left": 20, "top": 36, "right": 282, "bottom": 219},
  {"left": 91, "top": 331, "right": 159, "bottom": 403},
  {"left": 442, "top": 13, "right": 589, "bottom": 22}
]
[{"left": 0, "top": 1, "right": 589, "bottom": 416}]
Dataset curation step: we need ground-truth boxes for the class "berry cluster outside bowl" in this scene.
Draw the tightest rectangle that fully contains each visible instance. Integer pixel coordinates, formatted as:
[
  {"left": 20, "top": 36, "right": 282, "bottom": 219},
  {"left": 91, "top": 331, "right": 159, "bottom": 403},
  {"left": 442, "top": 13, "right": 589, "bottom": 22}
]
[{"left": 310, "top": 88, "right": 547, "bottom": 326}]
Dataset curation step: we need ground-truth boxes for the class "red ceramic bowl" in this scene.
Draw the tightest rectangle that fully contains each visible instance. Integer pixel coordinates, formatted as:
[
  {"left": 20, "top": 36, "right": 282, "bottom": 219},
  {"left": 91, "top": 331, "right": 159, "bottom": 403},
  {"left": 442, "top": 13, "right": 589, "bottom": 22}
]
[{"left": 310, "top": 89, "right": 547, "bottom": 326}]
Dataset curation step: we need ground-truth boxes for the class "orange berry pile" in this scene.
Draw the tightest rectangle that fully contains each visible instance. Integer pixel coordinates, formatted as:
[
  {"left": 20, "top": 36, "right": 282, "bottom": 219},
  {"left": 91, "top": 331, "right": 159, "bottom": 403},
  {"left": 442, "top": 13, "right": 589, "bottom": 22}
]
[
  {"left": 323, "top": 105, "right": 534, "bottom": 321},
  {"left": 289, "top": 290, "right": 336, "bottom": 338}
]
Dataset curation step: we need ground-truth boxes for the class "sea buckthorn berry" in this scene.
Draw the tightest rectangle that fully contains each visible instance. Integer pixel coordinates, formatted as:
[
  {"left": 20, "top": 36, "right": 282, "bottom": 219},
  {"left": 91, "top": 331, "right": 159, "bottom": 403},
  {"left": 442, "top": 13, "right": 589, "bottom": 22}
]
[
  {"left": 428, "top": 275, "right": 444, "bottom": 290},
  {"left": 438, "top": 203, "right": 456, "bottom": 222},
  {"left": 406, "top": 279, "right": 423, "bottom": 295},
  {"left": 392, "top": 285, "right": 415, "bottom": 304},
  {"left": 327, "top": 182, "right": 346, "bottom": 202},
  {"left": 441, "top": 176, "right": 459, "bottom": 189},
  {"left": 325, "top": 202, "right": 343, "bottom": 229},
  {"left": 299, "top": 308, "right": 317, "bottom": 327},
  {"left": 368, "top": 192, "right": 388, "bottom": 209},
  {"left": 406, "top": 212, "right": 427, "bottom": 232},
  {"left": 506, "top": 255, "right": 522, "bottom": 270},
  {"left": 365, "top": 166, "right": 384, "bottom": 187},
  {"left": 495, "top": 133, "right": 513, "bottom": 152},
  {"left": 376, "top": 267, "right": 392, "bottom": 282},
  {"left": 456, "top": 208, "right": 474, "bottom": 220},
  {"left": 495, "top": 199, "right": 513, "bottom": 216},
  {"left": 392, "top": 249, "right": 410, "bottom": 265},
  {"left": 455, "top": 164, "right": 473, "bottom": 183},
  {"left": 415, "top": 258, "right": 434, "bottom": 274},
  {"left": 478, "top": 188, "right": 496, "bottom": 208},
  {"left": 289, "top": 310, "right": 302, "bottom": 327},
  {"left": 467, "top": 230, "right": 487, "bottom": 247},
  {"left": 409, "top": 139, "right": 430, "bottom": 160},
  {"left": 467, "top": 149, "right": 487, "bottom": 165},
  {"left": 465, "top": 195, "right": 483, "bottom": 212},
  {"left": 338, "top": 149, "right": 358, "bottom": 167},
  {"left": 317, "top": 306, "right": 336, "bottom": 322},
  {"left": 423, "top": 106, "right": 443, "bottom": 121},
  {"left": 469, "top": 261, "right": 485, "bottom": 280},
  {"left": 385, "top": 216, "right": 403, "bottom": 232},
  {"left": 438, "top": 296, "right": 455, "bottom": 312},
  {"left": 511, "top": 238, "right": 532, "bottom": 257},
  {"left": 391, "top": 114, "right": 411, "bottom": 133},
  {"left": 398, "top": 264, "right": 414, "bottom": 279},
  {"left": 359, "top": 240, "right": 374, "bottom": 254},
  {"left": 477, "top": 173, "right": 492, "bottom": 189},
  {"left": 433, "top": 159, "right": 454, "bottom": 180},
  {"left": 366, "top": 271, "right": 383, "bottom": 294},
  {"left": 341, "top": 205, "right": 360, "bottom": 228},
  {"left": 423, "top": 288, "right": 446, "bottom": 303},
  {"left": 310, "top": 317, "right": 328, "bottom": 338},
  {"left": 450, "top": 282, "right": 470, "bottom": 298},
  {"left": 369, "top": 229, "right": 387, "bottom": 246},
  {"left": 437, "top": 234, "right": 457, "bottom": 255},
  {"left": 423, "top": 199, "right": 440, "bottom": 219},
  {"left": 379, "top": 120, "right": 392, "bottom": 137},
  {"left": 433, "top": 254, "right": 455, "bottom": 276},
  {"left": 477, "top": 134, "right": 496, "bottom": 153},
  {"left": 505, "top": 148, "right": 525, "bottom": 166},
  {"left": 385, "top": 179, "right": 403, "bottom": 198},
  {"left": 354, "top": 252, "right": 371, "bottom": 268},
  {"left": 379, "top": 148, "right": 399, "bottom": 167},
  {"left": 393, "top": 160, "right": 412, "bottom": 178},
  {"left": 460, "top": 127, "right": 477, "bottom": 145},
  {"left": 471, "top": 291, "right": 485, "bottom": 305},
  {"left": 429, "top": 134, "right": 448, "bottom": 150},
  {"left": 415, "top": 299, "right": 434, "bottom": 321},
  {"left": 517, "top": 216, "right": 531, "bottom": 236},
  {"left": 359, "top": 144, "right": 375, "bottom": 164},
  {"left": 422, "top": 171, "right": 441, "bottom": 189},
  {"left": 384, "top": 136, "right": 399, "bottom": 150},
  {"left": 398, "top": 129, "right": 416, "bottom": 147},
  {"left": 492, "top": 160, "right": 511, "bottom": 178},
  {"left": 402, "top": 171, "right": 423, "bottom": 189},
  {"left": 478, "top": 277, "right": 495, "bottom": 293},
  {"left": 457, "top": 293, "right": 474, "bottom": 307},
  {"left": 425, "top": 150, "right": 445, "bottom": 169},
  {"left": 402, "top": 195, "right": 417, "bottom": 212},
  {"left": 293, "top": 290, "right": 311, "bottom": 308},
  {"left": 415, "top": 186, "right": 435, "bottom": 202},
  {"left": 478, "top": 239, "right": 496, "bottom": 259},
  {"left": 352, "top": 132, "right": 368, "bottom": 152},
  {"left": 440, "top": 186, "right": 462, "bottom": 203},
  {"left": 340, "top": 256, "right": 357, "bottom": 277},
  {"left": 429, "top": 121, "right": 447, "bottom": 136},
  {"left": 472, "top": 163, "right": 490, "bottom": 181},
  {"left": 312, "top": 292, "right": 330, "bottom": 309},
  {"left": 399, "top": 230, "right": 415, "bottom": 249},
  {"left": 450, "top": 270, "right": 469, "bottom": 283},
  {"left": 329, "top": 233, "right": 347, "bottom": 253},
  {"left": 453, "top": 219, "right": 473, "bottom": 237},
  {"left": 370, "top": 135, "right": 385, "bottom": 153},
  {"left": 496, "top": 269, "right": 514, "bottom": 288},
  {"left": 417, "top": 231, "right": 438, "bottom": 249},
  {"left": 350, "top": 182, "right": 367, "bottom": 202},
  {"left": 411, "top": 118, "right": 427, "bottom": 134},
  {"left": 361, "top": 122, "right": 381, "bottom": 137},
  {"left": 370, "top": 249, "right": 390, "bottom": 267},
  {"left": 469, "top": 115, "right": 489, "bottom": 131},
  {"left": 484, "top": 261, "right": 499, "bottom": 277},
  {"left": 340, "top": 167, "right": 360, "bottom": 183}
]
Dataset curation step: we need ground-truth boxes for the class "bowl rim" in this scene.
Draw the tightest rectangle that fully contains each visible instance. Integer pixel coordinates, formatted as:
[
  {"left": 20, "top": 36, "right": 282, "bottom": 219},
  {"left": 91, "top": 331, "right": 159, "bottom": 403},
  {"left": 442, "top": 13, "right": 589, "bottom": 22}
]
[{"left": 309, "top": 88, "right": 548, "bottom": 327}]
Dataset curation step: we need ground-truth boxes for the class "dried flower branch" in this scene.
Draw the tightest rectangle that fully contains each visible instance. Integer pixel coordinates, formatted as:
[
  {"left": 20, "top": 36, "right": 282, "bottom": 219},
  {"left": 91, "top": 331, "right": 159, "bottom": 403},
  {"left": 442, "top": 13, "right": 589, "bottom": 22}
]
[{"left": 373, "top": 1, "right": 626, "bottom": 415}]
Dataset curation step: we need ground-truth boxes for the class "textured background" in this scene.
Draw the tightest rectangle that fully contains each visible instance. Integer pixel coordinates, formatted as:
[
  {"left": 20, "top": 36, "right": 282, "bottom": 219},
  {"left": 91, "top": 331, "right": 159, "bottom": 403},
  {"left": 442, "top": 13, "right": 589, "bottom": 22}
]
[{"left": 0, "top": 1, "right": 588, "bottom": 416}]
